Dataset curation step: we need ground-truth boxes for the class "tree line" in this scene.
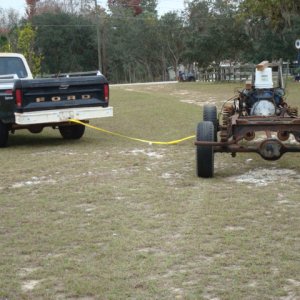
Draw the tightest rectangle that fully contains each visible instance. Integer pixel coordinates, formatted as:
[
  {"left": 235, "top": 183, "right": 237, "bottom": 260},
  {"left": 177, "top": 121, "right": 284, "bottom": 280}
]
[{"left": 0, "top": 0, "right": 300, "bottom": 83}]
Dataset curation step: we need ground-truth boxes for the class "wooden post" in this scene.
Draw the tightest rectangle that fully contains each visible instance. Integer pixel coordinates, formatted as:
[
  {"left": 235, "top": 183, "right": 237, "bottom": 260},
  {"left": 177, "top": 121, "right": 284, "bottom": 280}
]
[{"left": 95, "top": 0, "right": 102, "bottom": 72}]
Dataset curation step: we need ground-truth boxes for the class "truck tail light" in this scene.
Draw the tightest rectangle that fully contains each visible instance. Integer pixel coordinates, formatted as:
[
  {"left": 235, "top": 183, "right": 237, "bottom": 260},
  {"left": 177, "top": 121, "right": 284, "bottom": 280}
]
[
  {"left": 16, "top": 89, "right": 23, "bottom": 108},
  {"left": 104, "top": 83, "right": 109, "bottom": 102}
]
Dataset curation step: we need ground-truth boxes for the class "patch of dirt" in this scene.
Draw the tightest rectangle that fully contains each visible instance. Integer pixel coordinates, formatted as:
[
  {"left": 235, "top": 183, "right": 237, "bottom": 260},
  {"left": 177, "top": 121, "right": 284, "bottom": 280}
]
[
  {"left": 180, "top": 97, "right": 218, "bottom": 106},
  {"left": 202, "top": 290, "right": 221, "bottom": 300},
  {"left": 227, "top": 167, "right": 300, "bottom": 187},
  {"left": 11, "top": 176, "right": 56, "bottom": 188},
  {"left": 224, "top": 226, "right": 246, "bottom": 231},
  {"left": 169, "top": 287, "right": 185, "bottom": 299},
  {"left": 286, "top": 279, "right": 300, "bottom": 287},
  {"left": 281, "top": 278, "right": 300, "bottom": 299},
  {"left": 169, "top": 87, "right": 224, "bottom": 107},
  {"left": 75, "top": 204, "right": 97, "bottom": 213},
  {"left": 120, "top": 148, "right": 165, "bottom": 159},
  {"left": 21, "top": 279, "right": 43, "bottom": 292},
  {"left": 247, "top": 280, "right": 258, "bottom": 288},
  {"left": 160, "top": 172, "right": 183, "bottom": 179},
  {"left": 18, "top": 267, "right": 39, "bottom": 277},
  {"left": 137, "top": 247, "right": 166, "bottom": 256}
]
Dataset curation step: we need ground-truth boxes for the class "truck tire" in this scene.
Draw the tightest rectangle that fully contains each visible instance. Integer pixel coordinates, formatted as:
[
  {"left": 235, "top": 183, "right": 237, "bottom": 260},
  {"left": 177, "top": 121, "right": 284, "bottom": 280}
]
[
  {"left": 59, "top": 124, "right": 85, "bottom": 139},
  {"left": 196, "top": 121, "right": 215, "bottom": 178},
  {"left": 203, "top": 104, "right": 218, "bottom": 141},
  {"left": 0, "top": 122, "right": 8, "bottom": 147}
]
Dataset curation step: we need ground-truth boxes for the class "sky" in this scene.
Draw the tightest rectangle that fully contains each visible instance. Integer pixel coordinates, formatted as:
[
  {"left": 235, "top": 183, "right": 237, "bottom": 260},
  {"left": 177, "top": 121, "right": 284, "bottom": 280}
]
[{"left": 0, "top": 0, "right": 186, "bottom": 16}]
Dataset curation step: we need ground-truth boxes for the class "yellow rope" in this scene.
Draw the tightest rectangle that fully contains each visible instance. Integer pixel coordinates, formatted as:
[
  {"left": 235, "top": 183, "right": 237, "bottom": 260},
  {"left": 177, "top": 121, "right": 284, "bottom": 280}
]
[{"left": 69, "top": 119, "right": 195, "bottom": 145}]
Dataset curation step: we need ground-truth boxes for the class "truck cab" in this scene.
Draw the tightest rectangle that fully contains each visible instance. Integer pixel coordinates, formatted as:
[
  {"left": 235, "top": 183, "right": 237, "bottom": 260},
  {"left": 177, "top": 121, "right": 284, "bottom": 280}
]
[{"left": 0, "top": 53, "right": 33, "bottom": 80}]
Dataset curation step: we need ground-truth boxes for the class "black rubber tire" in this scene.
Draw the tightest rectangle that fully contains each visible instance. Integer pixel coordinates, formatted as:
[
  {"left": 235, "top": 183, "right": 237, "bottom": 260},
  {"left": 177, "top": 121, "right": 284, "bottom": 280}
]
[
  {"left": 0, "top": 122, "right": 9, "bottom": 148},
  {"left": 196, "top": 121, "right": 215, "bottom": 178},
  {"left": 203, "top": 104, "right": 218, "bottom": 141},
  {"left": 59, "top": 124, "right": 85, "bottom": 140}
]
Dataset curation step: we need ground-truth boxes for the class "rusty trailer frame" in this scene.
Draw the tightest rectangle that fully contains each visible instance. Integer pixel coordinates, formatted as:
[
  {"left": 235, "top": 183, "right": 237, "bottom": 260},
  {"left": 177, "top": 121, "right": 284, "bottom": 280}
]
[
  {"left": 195, "top": 60, "right": 300, "bottom": 178},
  {"left": 195, "top": 116, "right": 300, "bottom": 160}
]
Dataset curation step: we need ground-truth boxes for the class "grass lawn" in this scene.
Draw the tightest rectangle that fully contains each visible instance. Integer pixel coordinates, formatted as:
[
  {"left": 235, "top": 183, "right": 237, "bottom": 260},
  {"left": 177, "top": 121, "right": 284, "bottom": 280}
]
[{"left": 0, "top": 81, "right": 299, "bottom": 299}]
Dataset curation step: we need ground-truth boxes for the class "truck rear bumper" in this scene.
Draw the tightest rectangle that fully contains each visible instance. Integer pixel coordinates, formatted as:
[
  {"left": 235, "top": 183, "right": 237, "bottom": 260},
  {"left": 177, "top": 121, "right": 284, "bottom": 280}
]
[{"left": 15, "top": 106, "right": 113, "bottom": 125}]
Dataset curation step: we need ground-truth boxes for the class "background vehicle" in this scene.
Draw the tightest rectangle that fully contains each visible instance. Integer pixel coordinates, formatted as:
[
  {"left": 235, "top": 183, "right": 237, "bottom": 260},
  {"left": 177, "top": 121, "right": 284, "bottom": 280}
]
[
  {"left": 195, "top": 60, "right": 300, "bottom": 178},
  {"left": 0, "top": 53, "right": 113, "bottom": 147},
  {"left": 178, "top": 70, "right": 196, "bottom": 82}
]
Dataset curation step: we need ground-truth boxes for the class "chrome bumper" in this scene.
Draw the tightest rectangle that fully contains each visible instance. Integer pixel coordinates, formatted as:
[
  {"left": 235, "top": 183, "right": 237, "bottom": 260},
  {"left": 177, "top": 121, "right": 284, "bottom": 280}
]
[{"left": 15, "top": 106, "right": 113, "bottom": 125}]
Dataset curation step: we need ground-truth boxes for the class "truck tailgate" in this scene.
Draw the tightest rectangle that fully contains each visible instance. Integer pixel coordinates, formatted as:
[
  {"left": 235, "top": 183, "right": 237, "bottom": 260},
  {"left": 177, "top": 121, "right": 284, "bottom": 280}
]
[{"left": 14, "top": 76, "right": 109, "bottom": 112}]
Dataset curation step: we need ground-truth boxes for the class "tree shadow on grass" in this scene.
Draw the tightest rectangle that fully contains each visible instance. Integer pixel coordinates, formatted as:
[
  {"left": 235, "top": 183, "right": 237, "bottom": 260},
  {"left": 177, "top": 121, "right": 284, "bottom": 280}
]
[{"left": 7, "top": 132, "right": 81, "bottom": 148}]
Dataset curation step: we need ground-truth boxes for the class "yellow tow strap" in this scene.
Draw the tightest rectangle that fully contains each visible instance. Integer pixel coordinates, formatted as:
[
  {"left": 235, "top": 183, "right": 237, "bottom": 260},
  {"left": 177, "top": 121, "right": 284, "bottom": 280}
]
[{"left": 69, "top": 119, "right": 195, "bottom": 145}]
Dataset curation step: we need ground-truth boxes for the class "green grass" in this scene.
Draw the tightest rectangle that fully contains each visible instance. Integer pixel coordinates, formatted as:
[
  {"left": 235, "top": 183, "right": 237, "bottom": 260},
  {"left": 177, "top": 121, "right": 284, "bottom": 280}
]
[{"left": 0, "top": 81, "right": 299, "bottom": 299}]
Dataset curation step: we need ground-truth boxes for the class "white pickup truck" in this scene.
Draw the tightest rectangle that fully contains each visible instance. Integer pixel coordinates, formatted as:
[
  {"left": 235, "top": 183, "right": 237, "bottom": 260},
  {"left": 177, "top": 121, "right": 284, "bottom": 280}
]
[{"left": 0, "top": 53, "right": 113, "bottom": 147}]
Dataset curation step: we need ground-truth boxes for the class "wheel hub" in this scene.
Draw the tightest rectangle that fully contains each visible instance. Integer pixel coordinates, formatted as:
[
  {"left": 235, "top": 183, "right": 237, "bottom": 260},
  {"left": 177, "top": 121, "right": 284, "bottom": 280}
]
[{"left": 259, "top": 139, "right": 283, "bottom": 160}]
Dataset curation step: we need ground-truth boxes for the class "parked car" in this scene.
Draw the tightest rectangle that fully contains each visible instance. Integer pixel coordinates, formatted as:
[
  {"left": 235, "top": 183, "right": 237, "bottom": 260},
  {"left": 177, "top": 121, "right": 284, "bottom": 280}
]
[{"left": 178, "top": 71, "right": 196, "bottom": 82}]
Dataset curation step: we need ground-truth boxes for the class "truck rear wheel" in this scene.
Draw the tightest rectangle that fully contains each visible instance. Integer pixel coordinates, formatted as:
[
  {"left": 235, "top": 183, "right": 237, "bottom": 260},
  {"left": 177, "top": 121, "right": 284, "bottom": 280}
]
[
  {"left": 203, "top": 104, "right": 218, "bottom": 141},
  {"left": 59, "top": 124, "right": 85, "bottom": 139},
  {"left": 0, "top": 122, "right": 8, "bottom": 147},
  {"left": 196, "top": 121, "right": 215, "bottom": 178}
]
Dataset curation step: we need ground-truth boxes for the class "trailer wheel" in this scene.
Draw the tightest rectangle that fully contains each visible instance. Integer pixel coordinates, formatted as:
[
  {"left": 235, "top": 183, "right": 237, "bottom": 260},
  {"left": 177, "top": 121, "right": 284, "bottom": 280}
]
[
  {"left": 59, "top": 124, "right": 85, "bottom": 139},
  {"left": 196, "top": 121, "right": 215, "bottom": 178},
  {"left": 0, "top": 122, "right": 8, "bottom": 147},
  {"left": 203, "top": 104, "right": 218, "bottom": 141}
]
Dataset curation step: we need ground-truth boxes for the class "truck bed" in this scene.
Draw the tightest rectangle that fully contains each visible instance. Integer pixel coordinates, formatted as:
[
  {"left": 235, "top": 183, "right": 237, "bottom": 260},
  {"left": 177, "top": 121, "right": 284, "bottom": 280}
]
[{"left": 1, "top": 75, "right": 112, "bottom": 124}]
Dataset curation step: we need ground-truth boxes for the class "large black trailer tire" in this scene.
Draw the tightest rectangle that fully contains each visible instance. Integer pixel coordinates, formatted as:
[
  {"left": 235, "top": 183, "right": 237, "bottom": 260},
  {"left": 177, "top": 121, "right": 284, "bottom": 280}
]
[
  {"left": 196, "top": 121, "right": 215, "bottom": 178},
  {"left": 203, "top": 104, "right": 218, "bottom": 141},
  {"left": 0, "top": 122, "right": 9, "bottom": 148},
  {"left": 59, "top": 124, "right": 85, "bottom": 140}
]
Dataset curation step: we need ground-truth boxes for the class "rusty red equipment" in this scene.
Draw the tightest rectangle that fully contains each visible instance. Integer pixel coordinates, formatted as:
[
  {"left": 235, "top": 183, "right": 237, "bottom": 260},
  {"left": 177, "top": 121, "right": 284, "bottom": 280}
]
[{"left": 195, "top": 61, "right": 300, "bottom": 178}]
